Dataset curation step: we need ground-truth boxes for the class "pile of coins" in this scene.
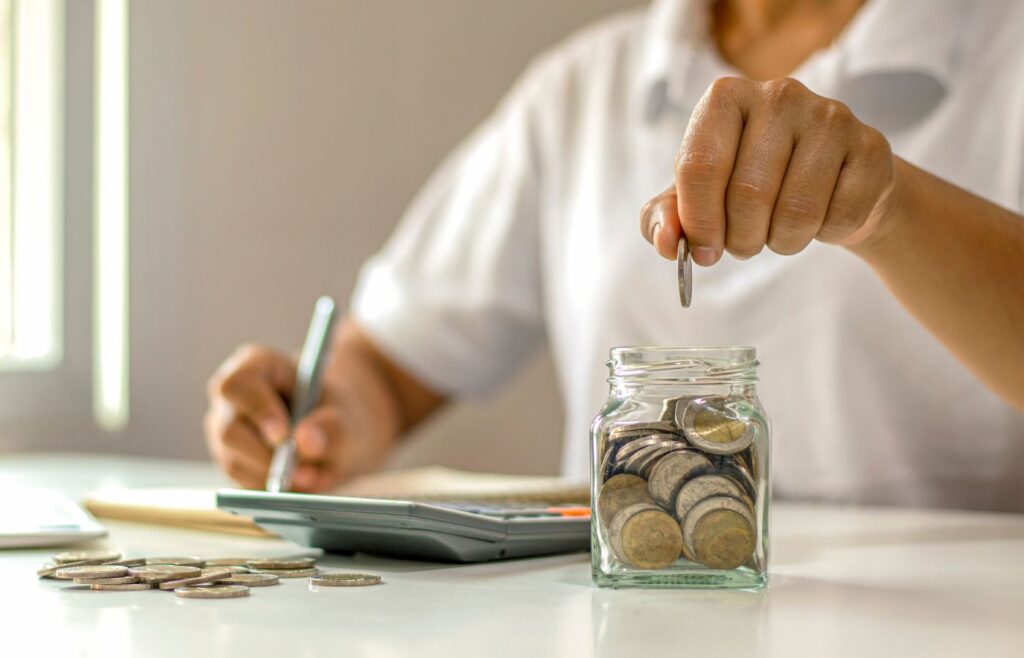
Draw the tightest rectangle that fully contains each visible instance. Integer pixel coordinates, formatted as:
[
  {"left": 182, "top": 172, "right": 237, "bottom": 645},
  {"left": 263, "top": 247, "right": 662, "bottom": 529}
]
[
  {"left": 37, "top": 550, "right": 382, "bottom": 598},
  {"left": 596, "top": 394, "right": 760, "bottom": 571}
]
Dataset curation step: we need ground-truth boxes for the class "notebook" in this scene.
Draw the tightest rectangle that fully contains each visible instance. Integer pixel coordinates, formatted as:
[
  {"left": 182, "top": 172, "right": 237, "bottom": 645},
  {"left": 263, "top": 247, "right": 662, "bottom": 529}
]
[{"left": 83, "top": 467, "right": 589, "bottom": 537}]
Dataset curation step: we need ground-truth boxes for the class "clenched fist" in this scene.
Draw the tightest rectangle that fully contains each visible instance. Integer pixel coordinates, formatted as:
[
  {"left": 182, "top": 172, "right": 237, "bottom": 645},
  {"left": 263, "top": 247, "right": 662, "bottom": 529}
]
[{"left": 641, "top": 76, "right": 898, "bottom": 264}]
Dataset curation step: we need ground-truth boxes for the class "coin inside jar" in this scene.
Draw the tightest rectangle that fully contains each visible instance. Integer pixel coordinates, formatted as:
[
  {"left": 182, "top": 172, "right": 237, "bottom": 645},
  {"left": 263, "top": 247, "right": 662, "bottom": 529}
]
[
  {"left": 609, "top": 503, "right": 683, "bottom": 570},
  {"left": 674, "top": 474, "right": 751, "bottom": 525},
  {"left": 598, "top": 474, "right": 655, "bottom": 526},
  {"left": 677, "top": 397, "right": 756, "bottom": 455},
  {"left": 682, "top": 496, "right": 756, "bottom": 570},
  {"left": 646, "top": 450, "right": 712, "bottom": 508}
]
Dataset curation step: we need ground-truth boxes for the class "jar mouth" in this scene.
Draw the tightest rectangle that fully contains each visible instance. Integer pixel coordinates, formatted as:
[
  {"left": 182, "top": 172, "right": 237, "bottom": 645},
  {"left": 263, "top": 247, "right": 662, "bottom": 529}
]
[{"left": 607, "top": 346, "right": 758, "bottom": 385}]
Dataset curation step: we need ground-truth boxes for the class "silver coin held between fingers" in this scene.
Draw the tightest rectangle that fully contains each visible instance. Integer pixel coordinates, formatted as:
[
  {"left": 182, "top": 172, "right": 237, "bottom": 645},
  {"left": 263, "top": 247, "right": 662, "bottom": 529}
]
[{"left": 677, "top": 236, "right": 692, "bottom": 308}]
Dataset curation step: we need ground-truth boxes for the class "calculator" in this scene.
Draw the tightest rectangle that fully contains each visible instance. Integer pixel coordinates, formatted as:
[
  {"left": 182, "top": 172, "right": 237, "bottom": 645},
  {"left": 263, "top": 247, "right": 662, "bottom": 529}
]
[{"left": 216, "top": 489, "right": 591, "bottom": 562}]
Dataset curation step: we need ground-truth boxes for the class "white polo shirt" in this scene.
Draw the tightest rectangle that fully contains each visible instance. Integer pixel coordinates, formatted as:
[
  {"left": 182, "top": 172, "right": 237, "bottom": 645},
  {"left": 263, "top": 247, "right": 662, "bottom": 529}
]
[{"left": 352, "top": 0, "right": 1024, "bottom": 511}]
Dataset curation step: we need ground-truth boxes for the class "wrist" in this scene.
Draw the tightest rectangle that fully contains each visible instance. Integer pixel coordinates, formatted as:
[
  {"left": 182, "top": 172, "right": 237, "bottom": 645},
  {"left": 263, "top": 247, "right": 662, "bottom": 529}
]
[{"left": 846, "top": 156, "right": 916, "bottom": 263}]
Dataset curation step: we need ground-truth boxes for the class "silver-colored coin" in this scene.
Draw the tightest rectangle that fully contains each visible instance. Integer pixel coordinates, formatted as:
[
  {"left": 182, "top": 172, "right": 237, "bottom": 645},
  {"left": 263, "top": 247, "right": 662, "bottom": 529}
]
[
  {"left": 38, "top": 558, "right": 110, "bottom": 578},
  {"left": 103, "top": 558, "right": 147, "bottom": 568},
  {"left": 201, "top": 565, "right": 250, "bottom": 575},
  {"left": 677, "top": 236, "right": 692, "bottom": 308},
  {"left": 246, "top": 557, "right": 316, "bottom": 570},
  {"left": 204, "top": 558, "right": 255, "bottom": 567},
  {"left": 673, "top": 474, "right": 750, "bottom": 524},
  {"left": 659, "top": 396, "right": 695, "bottom": 423},
  {"left": 681, "top": 495, "right": 756, "bottom": 569},
  {"left": 608, "top": 421, "right": 683, "bottom": 442},
  {"left": 175, "top": 585, "right": 250, "bottom": 599},
  {"left": 55, "top": 565, "right": 129, "bottom": 580},
  {"left": 53, "top": 550, "right": 122, "bottom": 565},
  {"left": 646, "top": 450, "right": 712, "bottom": 508},
  {"left": 90, "top": 582, "right": 155, "bottom": 591},
  {"left": 217, "top": 573, "right": 280, "bottom": 587},
  {"left": 249, "top": 567, "right": 318, "bottom": 578},
  {"left": 677, "top": 396, "right": 756, "bottom": 455},
  {"left": 610, "top": 437, "right": 675, "bottom": 462},
  {"left": 718, "top": 459, "right": 758, "bottom": 500},
  {"left": 158, "top": 570, "right": 235, "bottom": 590},
  {"left": 129, "top": 565, "right": 201, "bottom": 583},
  {"left": 309, "top": 573, "right": 382, "bottom": 587},
  {"left": 621, "top": 442, "right": 679, "bottom": 476},
  {"left": 145, "top": 556, "right": 204, "bottom": 567},
  {"left": 74, "top": 575, "right": 140, "bottom": 585}
]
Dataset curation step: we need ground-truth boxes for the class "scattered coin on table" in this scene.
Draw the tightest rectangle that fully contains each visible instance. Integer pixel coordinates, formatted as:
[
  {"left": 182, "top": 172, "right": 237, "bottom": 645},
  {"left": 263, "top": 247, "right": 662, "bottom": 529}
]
[
  {"left": 36, "top": 554, "right": 379, "bottom": 599},
  {"left": 54, "top": 565, "right": 129, "bottom": 580},
  {"left": 247, "top": 557, "right": 316, "bottom": 570},
  {"left": 53, "top": 550, "right": 122, "bottom": 564},
  {"left": 309, "top": 573, "right": 382, "bottom": 587},
  {"left": 175, "top": 585, "right": 250, "bottom": 599}
]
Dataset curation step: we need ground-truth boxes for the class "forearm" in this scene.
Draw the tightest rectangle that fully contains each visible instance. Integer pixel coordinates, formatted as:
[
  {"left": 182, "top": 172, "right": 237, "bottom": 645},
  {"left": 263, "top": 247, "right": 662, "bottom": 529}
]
[
  {"left": 330, "top": 319, "right": 448, "bottom": 442},
  {"left": 851, "top": 157, "right": 1024, "bottom": 408}
]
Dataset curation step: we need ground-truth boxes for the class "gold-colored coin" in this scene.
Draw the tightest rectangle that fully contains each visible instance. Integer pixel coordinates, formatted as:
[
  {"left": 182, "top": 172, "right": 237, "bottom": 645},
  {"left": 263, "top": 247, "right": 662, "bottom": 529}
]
[
  {"left": 678, "top": 397, "right": 755, "bottom": 455},
  {"left": 682, "top": 496, "right": 756, "bottom": 570},
  {"left": 609, "top": 503, "right": 683, "bottom": 570},
  {"left": 597, "top": 474, "right": 654, "bottom": 527}
]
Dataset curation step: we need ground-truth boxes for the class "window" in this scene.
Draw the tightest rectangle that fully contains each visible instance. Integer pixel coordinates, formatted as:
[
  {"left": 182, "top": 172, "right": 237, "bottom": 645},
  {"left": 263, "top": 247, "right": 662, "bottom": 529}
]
[
  {"left": 0, "top": 0, "right": 129, "bottom": 432},
  {"left": 0, "top": 0, "right": 63, "bottom": 371}
]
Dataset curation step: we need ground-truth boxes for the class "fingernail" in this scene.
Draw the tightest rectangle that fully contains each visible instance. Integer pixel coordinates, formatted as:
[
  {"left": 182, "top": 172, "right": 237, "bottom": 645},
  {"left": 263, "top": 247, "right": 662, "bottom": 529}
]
[
  {"left": 652, "top": 222, "right": 663, "bottom": 246},
  {"left": 692, "top": 246, "right": 718, "bottom": 266},
  {"left": 264, "top": 420, "right": 289, "bottom": 444}
]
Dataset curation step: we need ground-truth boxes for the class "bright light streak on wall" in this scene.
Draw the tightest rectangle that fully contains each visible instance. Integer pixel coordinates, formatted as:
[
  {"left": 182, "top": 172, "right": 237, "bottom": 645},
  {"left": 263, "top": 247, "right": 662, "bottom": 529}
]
[
  {"left": 0, "top": 0, "right": 12, "bottom": 359},
  {"left": 94, "top": 0, "right": 128, "bottom": 430},
  {"left": 2, "top": 0, "right": 63, "bottom": 369}
]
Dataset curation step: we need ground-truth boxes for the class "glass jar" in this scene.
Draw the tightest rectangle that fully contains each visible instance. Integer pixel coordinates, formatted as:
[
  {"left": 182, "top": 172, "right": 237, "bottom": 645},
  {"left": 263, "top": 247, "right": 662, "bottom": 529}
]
[{"left": 590, "top": 347, "right": 769, "bottom": 589}]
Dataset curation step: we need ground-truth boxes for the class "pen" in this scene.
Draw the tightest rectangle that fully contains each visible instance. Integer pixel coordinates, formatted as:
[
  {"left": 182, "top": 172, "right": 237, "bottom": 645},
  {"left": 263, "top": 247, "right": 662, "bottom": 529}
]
[{"left": 265, "top": 296, "right": 338, "bottom": 493}]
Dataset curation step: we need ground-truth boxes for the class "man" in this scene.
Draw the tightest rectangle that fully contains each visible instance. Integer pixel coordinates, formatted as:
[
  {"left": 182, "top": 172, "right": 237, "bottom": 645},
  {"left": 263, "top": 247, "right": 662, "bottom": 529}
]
[{"left": 204, "top": 0, "right": 1024, "bottom": 511}]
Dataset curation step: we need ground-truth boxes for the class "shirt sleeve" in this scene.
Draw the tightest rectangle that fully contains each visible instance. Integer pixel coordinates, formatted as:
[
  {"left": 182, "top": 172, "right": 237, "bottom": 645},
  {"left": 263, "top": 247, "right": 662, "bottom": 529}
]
[{"left": 350, "top": 65, "right": 550, "bottom": 398}]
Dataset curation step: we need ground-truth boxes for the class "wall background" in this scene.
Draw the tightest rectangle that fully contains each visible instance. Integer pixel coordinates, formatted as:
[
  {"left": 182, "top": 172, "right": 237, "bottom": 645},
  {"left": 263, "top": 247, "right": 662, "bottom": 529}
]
[{"left": 0, "top": 0, "right": 644, "bottom": 475}]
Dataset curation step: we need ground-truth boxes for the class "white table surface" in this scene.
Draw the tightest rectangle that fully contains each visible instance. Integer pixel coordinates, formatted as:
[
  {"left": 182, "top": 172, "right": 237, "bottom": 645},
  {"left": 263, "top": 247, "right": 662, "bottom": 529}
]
[{"left": 2, "top": 453, "right": 1023, "bottom": 658}]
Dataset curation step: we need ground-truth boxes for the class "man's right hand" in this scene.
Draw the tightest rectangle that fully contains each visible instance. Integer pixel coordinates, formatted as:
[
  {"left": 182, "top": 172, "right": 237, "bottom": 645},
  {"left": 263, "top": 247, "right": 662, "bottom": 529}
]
[{"left": 204, "top": 321, "right": 447, "bottom": 492}]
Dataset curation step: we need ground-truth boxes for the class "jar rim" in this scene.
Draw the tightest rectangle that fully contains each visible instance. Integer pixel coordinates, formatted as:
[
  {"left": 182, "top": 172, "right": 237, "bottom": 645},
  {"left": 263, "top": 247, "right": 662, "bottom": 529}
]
[
  {"left": 607, "top": 346, "right": 758, "bottom": 385},
  {"left": 609, "top": 346, "right": 756, "bottom": 361}
]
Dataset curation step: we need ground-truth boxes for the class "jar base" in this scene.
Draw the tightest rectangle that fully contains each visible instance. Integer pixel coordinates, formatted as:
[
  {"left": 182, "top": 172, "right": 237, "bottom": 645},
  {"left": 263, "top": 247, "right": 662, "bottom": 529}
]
[{"left": 592, "top": 566, "right": 767, "bottom": 590}]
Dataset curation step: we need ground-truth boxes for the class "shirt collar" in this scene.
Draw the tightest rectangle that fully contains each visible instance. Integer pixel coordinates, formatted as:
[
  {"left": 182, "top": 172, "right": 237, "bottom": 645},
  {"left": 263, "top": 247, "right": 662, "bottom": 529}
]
[{"left": 637, "top": 0, "right": 968, "bottom": 122}]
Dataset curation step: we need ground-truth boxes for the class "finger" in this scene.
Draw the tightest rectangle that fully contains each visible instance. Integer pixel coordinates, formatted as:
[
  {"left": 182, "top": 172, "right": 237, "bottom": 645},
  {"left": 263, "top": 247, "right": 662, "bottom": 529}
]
[
  {"left": 294, "top": 406, "right": 345, "bottom": 462},
  {"left": 724, "top": 106, "right": 795, "bottom": 259},
  {"left": 639, "top": 185, "right": 682, "bottom": 260},
  {"left": 291, "top": 462, "right": 340, "bottom": 493},
  {"left": 674, "top": 77, "right": 752, "bottom": 266},
  {"left": 212, "top": 371, "right": 292, "bottom": 446},
  {"left": 205, "top": 405, "right": 274, "bottom": 473},
  {"left": 767, "top": 136, "right": 845, "bottom": 255},
  {"left": 221, "top": 456, "right": 266, "bottom": 489},
  {"left": 822, "top": 128, "right": 893, "bottom": 245},
  {"left": 220, "top": 417, "right": 274, "bottom": 474},
  {"left": 205, "top": 412, "right": 269, "bottom": 488}
]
